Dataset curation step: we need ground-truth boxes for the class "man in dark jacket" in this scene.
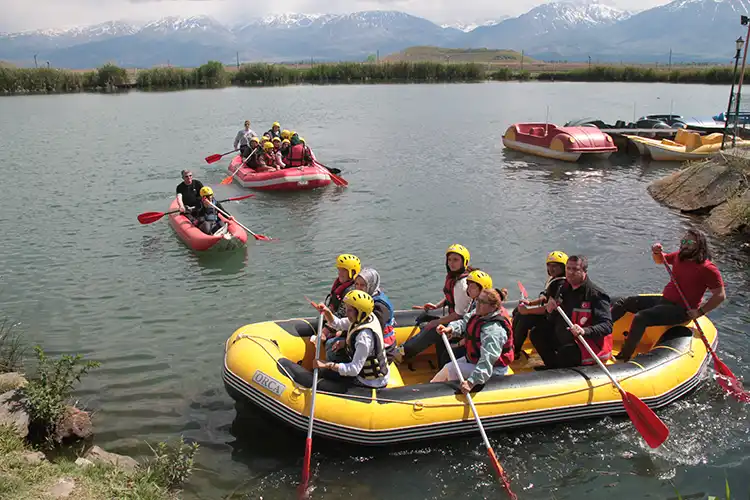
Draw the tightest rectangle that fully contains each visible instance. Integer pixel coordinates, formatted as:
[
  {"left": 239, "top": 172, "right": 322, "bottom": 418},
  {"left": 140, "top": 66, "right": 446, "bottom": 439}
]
[{"left": 530, "top": 255, "right": 613, "bottom": 369}]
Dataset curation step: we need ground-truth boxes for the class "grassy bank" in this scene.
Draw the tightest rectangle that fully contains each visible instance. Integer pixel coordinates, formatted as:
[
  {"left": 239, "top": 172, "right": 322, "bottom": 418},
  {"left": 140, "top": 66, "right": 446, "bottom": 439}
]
[{"left": 0, "top": 61, "right": 744, "bottom": 94}]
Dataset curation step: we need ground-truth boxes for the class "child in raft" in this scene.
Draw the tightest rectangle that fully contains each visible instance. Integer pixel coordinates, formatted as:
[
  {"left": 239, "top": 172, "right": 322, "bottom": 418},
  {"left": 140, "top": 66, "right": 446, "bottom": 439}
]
[
  {"left": 191, "top": 186, "right": 233, "bottom": 235},
  {"left": 431, "top": 287, "right": 514, "bottom": 394}
]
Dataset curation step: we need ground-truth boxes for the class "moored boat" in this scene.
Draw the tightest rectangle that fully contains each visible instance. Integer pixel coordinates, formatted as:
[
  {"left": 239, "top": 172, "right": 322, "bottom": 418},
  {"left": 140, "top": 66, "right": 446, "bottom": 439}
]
[
  {"left": 167, "top": 199, "right": 247, "bottom": 251},
  {"left": 502, "top": 123, "right": 617, "bottom": 162},
  {"left": 228, "top": 155, "right": 331, "bottom": 191},
  {"left": 624, "top": 129, "right": 750, "bottom": 161},
  {"left": 223, "top": 302, "right": 713, "bottom": 445}
]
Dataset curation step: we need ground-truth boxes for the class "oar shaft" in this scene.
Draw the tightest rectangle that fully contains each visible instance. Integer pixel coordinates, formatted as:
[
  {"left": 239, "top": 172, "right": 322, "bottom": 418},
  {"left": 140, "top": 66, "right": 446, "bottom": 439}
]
[
  {"left": 556, "top": 306, "right": 626, "bottom": 393},
  {"left": 306, "top": 314, "right": 324, "bottom": 439},
  {"left": 206, "top": 200, "right": 258, "bottom": 237}
]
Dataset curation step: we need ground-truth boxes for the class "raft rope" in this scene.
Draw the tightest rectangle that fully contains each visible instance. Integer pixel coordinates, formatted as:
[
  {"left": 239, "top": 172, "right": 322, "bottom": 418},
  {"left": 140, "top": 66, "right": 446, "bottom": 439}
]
[{"left": 229, "top": 334, "right": 703, "bottom": 410}]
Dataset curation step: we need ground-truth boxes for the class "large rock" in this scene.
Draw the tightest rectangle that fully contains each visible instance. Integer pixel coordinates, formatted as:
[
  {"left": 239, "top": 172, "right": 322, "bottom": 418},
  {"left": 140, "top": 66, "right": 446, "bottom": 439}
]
[
  {"left": 647, "top": 153, "right": 748, "bottom": 212},
  {"left": 0, "top": 390, "right": 29, "bottom": 438},
  {"left": 707, "top": 189, "right": 750, "bottom": 235},
  {"left": 54, "top": 406, "right": 93, "bottom": 443},
  {"left": 84, "top": 445, "right": 138, "bottom": 471},
  {"left": 0, "top": 373, "right": 27, "bottom": 393}
]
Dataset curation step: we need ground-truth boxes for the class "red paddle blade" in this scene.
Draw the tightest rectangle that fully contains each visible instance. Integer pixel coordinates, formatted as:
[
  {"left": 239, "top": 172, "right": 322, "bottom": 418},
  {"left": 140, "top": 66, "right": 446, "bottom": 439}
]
[
  {"left": 137, "top": 211, "right": 166, "bottom": 224},
  {"left": 712, "top": 357, "right": 750, "bottom": 402},
  {"left": 298, "top": 437, "right": 313, "bottom": 499},
  {"left": 622, "top": 391, "right": 669, "bottom": 448},
  {"left": 225, "top": 194, "right": 255, "bottom": 202},
  {"left": 220, "top": 175, "right": 234, "bottom": 185},
  {"left": 253, "top": 234, "right": 276, "bottom": 241},
  {"left": 487, "top": 448, "right": 518, "bottom": 500},
  {"left": 329, "top": 172, "right": 348, "bottom": 187},
  {"left": 517, "top": 281, "right": 528, "bottom": 299},
  {"left": 205, "top": 154, "right": 223, "bottom": 164}
]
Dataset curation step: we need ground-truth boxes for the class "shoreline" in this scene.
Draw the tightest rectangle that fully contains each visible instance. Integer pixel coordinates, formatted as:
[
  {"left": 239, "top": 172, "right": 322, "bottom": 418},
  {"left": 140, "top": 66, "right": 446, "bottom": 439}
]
[{"left": 0, "top": 61, "right": 742, "bottom": 95}]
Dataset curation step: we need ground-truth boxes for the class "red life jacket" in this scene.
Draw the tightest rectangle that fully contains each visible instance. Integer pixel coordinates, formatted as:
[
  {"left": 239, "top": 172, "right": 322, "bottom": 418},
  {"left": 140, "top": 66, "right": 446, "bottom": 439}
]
[
  {"left": 570, "top": 301, "right": 613, "bottom": 365},
  {"left": 286, "top": 144, "right": 307, "bottom": 167},
  {"left": 263, "top": 152, "right": 276, "bottom": 166},
  {"left": 326, "top": 278, "right": 353, "bottom": 313},
  {"left": 443, "top": 271, "right": 468, "bottom": 313},
  {"left": 464, "top": 307, "right": 514, "bottom": 367}
]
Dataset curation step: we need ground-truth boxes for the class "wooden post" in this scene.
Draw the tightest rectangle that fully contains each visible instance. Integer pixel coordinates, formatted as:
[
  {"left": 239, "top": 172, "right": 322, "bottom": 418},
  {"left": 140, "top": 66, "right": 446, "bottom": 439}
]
[{"left": 733, "top": 21, "right": 750, "bottom": 146}]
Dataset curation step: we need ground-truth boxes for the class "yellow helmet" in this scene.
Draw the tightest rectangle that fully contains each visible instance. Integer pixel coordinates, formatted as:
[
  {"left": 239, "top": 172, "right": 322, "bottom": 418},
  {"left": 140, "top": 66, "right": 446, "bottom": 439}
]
[
  {"left": 336, "top": 253, "right": 361, "bottom": 280},
  {"left": 262, "top": 134, "right": 271, "bottom": 141},
  {"left": 272, "top": 136, "right": 281, "bottom": 143},
  {"left": 467, "top": 270, "right": 493, "bottom": 290},
  {"left": 445, "top": 244, "right": 470, "bottom": 268},
  {"left": 273, "top": 121, "right": 280, "bottom": 127},
  {"left": 263, "top": 141, "right": 274, "bottom": 150},
  {"left": 281, "top": 139, "right": 290, "bottom": 145},
  {"left": 343, "top": 290, "right": 374, "bottom": 323},
  {"left": 250, "top": 136, "right": 260, "bottom": 144},
  {"left": 281, "top": 130, "right": 291, "bottom": 139},
  {"left": 546, "top": 251, "right": 569, "bottom": 266},
  {"left": 299, "top": 137, "right": 306, "bottom": 143},
  {"left": 199, "top": 186, "right": 214, "bottom": 198}
]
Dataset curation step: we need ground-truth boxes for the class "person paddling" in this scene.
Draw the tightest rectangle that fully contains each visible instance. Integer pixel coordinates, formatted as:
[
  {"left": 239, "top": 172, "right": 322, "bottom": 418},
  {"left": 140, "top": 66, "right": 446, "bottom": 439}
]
[
  {"left": 192, "top": 186, "right": 233, "bottom": 235},
  {"left": 612, "top": 229, "right": 725, "bottom": 361},
  {"left": 234, "top": 120, "right": 257, "bottom": 159},
  {"left": 266, "top": 121, "right": 282, "bottom": 139},
  {"left": 285, "top": 133, "right": 313, "bottom": 168},
  {"left": 175, "top": 169, "right": 204, "bottom": 221}
]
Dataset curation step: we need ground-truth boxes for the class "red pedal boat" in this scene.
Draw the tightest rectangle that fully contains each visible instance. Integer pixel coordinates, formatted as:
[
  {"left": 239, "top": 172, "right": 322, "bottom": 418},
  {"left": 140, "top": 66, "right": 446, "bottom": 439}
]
[
  {"left": 227, "top": 155, "right": 331, "bottom": 191},
  {"left": 502, "top": 123, "right": 617, "bottom": 162}
]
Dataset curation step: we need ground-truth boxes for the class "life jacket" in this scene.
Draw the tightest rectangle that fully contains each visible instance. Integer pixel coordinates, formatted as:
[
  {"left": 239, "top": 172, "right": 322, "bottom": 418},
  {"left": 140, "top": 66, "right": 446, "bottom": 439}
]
[
  {"left": 266, "top": 129, "right": 281, "bottom": 139},
  {"left": 325, "top": 278, "right": 354, "bottom": 315},
  {"left": 570, "top": 300, "right": 613, "bottom": 365},
  {"left": 287, "top": 144, "right": 307, "bottom": 167},
  {"left": 345, "top": 314, "right": 388, "bottom": 380},
  {"left": 541, "top": 276, "right": 566, "bottom": 298},
  {"left": 263, "top": 152, "right": 276, "bottom": 166},
  {"left": 443, "top": 271, "right": 469, "bottom": 314},
  {"left": 373, "top": 292, "right": 396, "bottom": 347},
  {"left": 464, "top": 308, "right": 514, "bottom": 368},
  {"left": 200, "top": 199, "right": 219, "bottom": 222}
]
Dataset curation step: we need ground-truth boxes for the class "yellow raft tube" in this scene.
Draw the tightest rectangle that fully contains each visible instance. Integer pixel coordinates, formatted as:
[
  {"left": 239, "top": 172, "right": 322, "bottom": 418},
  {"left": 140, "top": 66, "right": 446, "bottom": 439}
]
[
  {"left": 625, "top": 128, "right": 750, "bottom": 161},
  {"left": 223, "top": 303, "right": 715, "bottom": 445}
]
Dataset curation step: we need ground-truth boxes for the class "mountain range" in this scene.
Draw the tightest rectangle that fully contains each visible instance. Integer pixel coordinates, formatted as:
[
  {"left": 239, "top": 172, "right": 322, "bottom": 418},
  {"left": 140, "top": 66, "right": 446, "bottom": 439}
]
[{"left": 1, "top": 0, "right": 748, "bottom": 69}]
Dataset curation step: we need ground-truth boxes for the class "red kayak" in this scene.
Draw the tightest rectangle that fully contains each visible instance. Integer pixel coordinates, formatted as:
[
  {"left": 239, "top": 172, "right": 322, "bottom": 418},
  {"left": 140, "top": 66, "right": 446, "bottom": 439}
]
[
  {"left": 167, "top": 199, "right": 248, "bottom": 251},
  {"left": 227, "top": 155, "right": 331, "bottom": 190}
]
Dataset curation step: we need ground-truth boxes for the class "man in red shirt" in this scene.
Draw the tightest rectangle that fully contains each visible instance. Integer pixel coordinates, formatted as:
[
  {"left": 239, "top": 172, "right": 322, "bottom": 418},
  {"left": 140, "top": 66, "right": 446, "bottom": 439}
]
[{"left": 612, "top": 229, "right": 725, "bottom": 361}]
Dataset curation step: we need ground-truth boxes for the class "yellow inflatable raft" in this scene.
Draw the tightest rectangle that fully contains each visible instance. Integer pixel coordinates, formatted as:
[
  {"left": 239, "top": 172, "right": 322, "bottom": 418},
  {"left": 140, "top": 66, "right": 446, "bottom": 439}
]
[
  {"left": 223, "top": 303, "right": 715, "bottom": 445},
  {"left": 625, "top": 129, "right": 750, "bottom": 161}
]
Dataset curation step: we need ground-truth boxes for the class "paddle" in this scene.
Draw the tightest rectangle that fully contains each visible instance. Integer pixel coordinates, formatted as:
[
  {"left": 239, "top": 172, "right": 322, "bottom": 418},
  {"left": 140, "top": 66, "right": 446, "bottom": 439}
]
[
  {"left": 313, "top": 160, "right": 341, "bottom": 175},
  {"left": 205, "top": 199, "right": 276, "bottom": 241},
  {"left": 220, "top": 149, "right": 257, "bottom": 185},
  {"left": 517, "top": 281, "right": 528, "bottom": 300},
  {"left": 661, "top": 258, "right": 750, "bottom": 402},
  {"left": 204, "top": 148, "right": 239, "bottom": 164},
  {"left": 314, "top": 162, "right": 348, "bottom": 187},
  {"left": 555, "top": 306, "right": 670, "bottom": 448},
  {"left": 298, "top": 312, "right": 324, "bottom": 499},
  {"left": 439, "top": 333, "right": 517, "bottom": 499},
  {"left": 136, "top": 194, "right": 256, "bottom": 225}
]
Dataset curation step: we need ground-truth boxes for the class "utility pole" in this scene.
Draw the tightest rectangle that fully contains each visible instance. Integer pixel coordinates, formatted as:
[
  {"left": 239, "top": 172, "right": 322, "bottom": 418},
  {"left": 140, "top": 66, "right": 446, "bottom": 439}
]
[
  {"left": 33, "top": 54, "right": 38, "bottom": 68},
  {"left": 46, "top": 61, "right": 50, "bottom": 68},
  {"left": 376, "top": 49, "right": 379, "bottom": 63},
  {"left": 588, "top": 55, "right": 591, "bottom": 70},
  {"left": 733, "top": 15, "right": 750, "bottom": 146},
  {"left": 521, "top": 50, "right": 524, "bottom": 71},
  {"left": 236, "top": 51, "right": 239, "bottom": 69},
  {"left": 668, "top": 48, "right": 672, "bottom": 69}
]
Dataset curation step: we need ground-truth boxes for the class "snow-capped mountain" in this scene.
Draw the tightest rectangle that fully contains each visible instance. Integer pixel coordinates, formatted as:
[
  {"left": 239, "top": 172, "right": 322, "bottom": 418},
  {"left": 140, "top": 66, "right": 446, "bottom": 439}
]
[
  {"left": 441, "top": 19, "right": 506, "bottom": 33},
  {"left": 0, "top": 1, "right": 745, "bottom": 68}
]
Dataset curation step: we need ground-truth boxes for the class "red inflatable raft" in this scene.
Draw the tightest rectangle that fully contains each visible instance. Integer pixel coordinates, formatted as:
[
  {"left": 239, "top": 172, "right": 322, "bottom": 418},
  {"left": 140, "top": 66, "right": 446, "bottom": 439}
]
[
  {"left": 167, "top": 199, "right": 248, "bottom": 251},
  {"left": 502, "top": 123, "right": 617, "bottom": 162},
  {"left": 227, "top": 155, "right": 331, "bottom": 191}
]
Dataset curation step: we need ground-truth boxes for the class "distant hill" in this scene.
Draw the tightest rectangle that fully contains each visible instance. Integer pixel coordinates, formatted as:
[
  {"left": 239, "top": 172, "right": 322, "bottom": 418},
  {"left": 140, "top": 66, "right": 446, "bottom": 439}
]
[
  {"left": 384, "top": 46, "right": 536, "bottom": 64},
  {"left": 0, "top": 60, "right": 16, "bottom": 68}
]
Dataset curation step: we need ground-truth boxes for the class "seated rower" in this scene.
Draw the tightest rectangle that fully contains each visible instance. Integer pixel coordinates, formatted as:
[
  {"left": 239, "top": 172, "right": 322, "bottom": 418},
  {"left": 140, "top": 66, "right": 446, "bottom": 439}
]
[
  {"left": 530, "top": 255, "right": 613, "bottom": 369},
  {"left": 266, "top": 122, "right": 281, "bottom": 139},
  {"left": 192, "top": 186, "right": 233, "bottom": 235},
  {"left": 313, "top": 290, "right": 390, "bottom": 389},
  {"left": 512, "top": 250, "right": 567, "bottom": 359},
  {"left": 299, "top": 137, "right": 317, "bottom": 163},
  {"left": 315, "top": 254, "right": 360, "bottom": 362},
  {"left": 314, "top": 267, "right": 397, "bottom": 361},
  {"left": 431, "top": 288, "right": 514, "bottom": 393},
  {"left": 281, "top": 129, "right": 292, "bottom": 141},
  {"left": 285, "top": 133, "right": 313, "bottom": 168},
  {"left": 279, "top": 138, "right": 291, "bottom": 166},
  {"left": 175, "top": 169, "right": 204, "bottom": 222},
  {"left": 261, "top": 142, "right": 281, "bottom": 171},
  {"left": 245, "top": 138, "right": 275, "bottom": 172}
]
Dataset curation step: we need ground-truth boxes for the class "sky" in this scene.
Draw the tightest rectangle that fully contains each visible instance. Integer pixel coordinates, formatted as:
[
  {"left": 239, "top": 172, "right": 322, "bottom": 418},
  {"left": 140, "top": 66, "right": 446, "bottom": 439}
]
[{"left": 0, "top": 0, "right": 672, "bottom": 33}]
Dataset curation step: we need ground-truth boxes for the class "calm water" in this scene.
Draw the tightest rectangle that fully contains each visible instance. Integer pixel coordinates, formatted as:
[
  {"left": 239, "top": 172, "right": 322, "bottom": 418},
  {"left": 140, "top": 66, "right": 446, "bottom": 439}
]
[{"left": 1, "top": 82, "right": 749, "bottom": 499}]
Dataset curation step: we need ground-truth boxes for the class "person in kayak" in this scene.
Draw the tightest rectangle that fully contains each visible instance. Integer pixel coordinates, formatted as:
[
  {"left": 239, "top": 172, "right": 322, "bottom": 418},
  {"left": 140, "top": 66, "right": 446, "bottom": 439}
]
[
  {"left": 313, "top": 290, "right": 390, "bottom": 389},
  {"left": 314, "top": 267, "right": 398, "bottom": 362},
  {"left": 266, "top": 122, "right": 281, "bottom": 139},
  {"left": 512, "top": 251, "right": 568, "bottom": 359},
  {"left": 430, "top": 288, "right": 514, "bottom": 391},
  {"left": 285, "top": 133, "right": 314, "bottom": 168},
  {"left": 530, "top": 255, "right": 613, "bottom": 369},
  {"left": 611, "top": 230, "right": 725, "bottom": 361},
  {"left": 261, "top": 142, "right": 281, "bottom": 170},
  {"left": 176, "top": 170, "right": 205, "bottom": 220},
  {"left": 192, "top": 186, "right": 234, "bottom": 235},
  {"left": 394, "top": 244, "right": 475, "bottom": 368},
  {"left": 234, "top": 120, "right": 257, "bottom": 159}
]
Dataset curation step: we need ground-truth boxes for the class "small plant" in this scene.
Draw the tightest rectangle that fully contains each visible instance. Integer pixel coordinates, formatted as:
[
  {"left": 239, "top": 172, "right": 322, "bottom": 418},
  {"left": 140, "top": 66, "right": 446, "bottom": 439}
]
[
  {"left": 138, "top": 436, "right": 199, "bottom": 492},
  {"left": 19, "top": 346, "right": 99, "bottom": 441},
  {"left": 0, "top": 318, "right": 25, "bottom": 373}
]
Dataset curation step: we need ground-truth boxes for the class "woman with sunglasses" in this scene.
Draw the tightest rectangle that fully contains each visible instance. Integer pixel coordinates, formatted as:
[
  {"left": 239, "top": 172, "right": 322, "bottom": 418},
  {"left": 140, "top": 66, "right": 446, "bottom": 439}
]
[
  {"left": 611, "top": 229, "right": 725, "bottom": 361},
  {"left": 430, "top": 288, "right": 514, "bottom": 394}
]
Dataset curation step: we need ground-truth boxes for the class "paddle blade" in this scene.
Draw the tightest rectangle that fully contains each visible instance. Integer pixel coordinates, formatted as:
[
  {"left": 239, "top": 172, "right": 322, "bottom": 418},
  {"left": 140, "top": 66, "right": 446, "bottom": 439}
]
[
  {"left": 712, "top": 356, "right": 750, "bottom": 402},
  {"left": 487, "top": 448, "right": 518, "bottom": 500},
  {"left": 137, "top": 211, "right": 167, "bottom": 224},
  {"left": 622, "top": 391, "right": 669, "bottom": 448},
  {"left": 205, "top": 154, "right": 223, "bottom": 164},
  {"left": 298, "top": 437, "right": 313, "bottom": 500},
  {"left": 253, "top": 233, "right": 276, "bottom": 241},
  {"left": 517, "top": 281, "right": 528, "bottom": 299},
  {"left": 329, "top": 172, "right": 348, "bottom": 187},
  {"left": 220, "top": 175, "right": 234, "bottom": 185},
  {"left": 225, "top": 194, "right": 256, "bottom": 202}
]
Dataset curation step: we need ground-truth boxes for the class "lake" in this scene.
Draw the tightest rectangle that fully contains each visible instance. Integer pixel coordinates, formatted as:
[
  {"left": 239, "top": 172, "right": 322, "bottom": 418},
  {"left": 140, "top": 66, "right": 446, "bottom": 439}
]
[{"left": 1, "top": 81, "right": 748, "bottom": 499}]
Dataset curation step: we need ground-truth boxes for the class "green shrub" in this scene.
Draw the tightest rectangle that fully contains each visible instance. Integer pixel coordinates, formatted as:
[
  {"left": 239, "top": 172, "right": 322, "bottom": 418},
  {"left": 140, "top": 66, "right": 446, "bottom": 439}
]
[
  {"left": 139, "top": 436, "right": 199, "bottom": 491},
  {"left": 95, "top": 63, "right": 128, "bottom": 87}
]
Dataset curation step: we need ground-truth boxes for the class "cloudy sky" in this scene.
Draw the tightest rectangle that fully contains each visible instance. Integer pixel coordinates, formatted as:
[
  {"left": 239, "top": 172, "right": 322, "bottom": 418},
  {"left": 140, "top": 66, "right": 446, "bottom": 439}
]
[{"left": 1, "top": 0, "right": 671, "bottom": 33}]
